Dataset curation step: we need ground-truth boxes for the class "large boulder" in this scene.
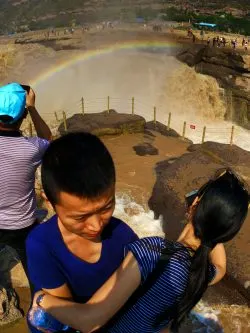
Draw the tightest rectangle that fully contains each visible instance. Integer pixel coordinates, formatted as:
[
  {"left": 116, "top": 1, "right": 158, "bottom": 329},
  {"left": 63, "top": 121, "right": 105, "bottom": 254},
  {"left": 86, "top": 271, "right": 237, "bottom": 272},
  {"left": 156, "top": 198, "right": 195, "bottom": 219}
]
[
  {"left": 146, "top": 121, "right": 179, "bottom": 137},
  {"left": 148, "top": 141, "right": 250, "bottom": 299},
  {"left": 58, "top": 110, "right": 146, "bottom": 136},
  {"left": 145, "top": 121, "right": 192, "bottom": 143},
  {"left": 133, "top": 142, "right": 158, "bottom": 156}
]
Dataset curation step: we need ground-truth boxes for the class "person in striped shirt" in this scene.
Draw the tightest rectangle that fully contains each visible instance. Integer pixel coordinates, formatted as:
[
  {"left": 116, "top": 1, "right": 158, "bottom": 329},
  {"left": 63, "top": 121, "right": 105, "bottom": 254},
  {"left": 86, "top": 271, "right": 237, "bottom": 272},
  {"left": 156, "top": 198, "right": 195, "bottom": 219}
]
[
  {"left": 29, "top": 168, "right": 249, "bottom": 332},
  {"left": 0, "top": 82, "right": 51, "bottom": 276}
]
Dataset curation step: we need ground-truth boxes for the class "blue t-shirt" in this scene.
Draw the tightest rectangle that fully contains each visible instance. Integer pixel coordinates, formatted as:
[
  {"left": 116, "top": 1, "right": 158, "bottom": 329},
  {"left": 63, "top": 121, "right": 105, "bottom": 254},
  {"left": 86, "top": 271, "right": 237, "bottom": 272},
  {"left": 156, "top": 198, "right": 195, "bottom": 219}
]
[
  {"left": 102, "top": 237, "right": 216, "bottom": 333},
  {"left": 26, "top": 215, "right": 138, "bottom": 332}
]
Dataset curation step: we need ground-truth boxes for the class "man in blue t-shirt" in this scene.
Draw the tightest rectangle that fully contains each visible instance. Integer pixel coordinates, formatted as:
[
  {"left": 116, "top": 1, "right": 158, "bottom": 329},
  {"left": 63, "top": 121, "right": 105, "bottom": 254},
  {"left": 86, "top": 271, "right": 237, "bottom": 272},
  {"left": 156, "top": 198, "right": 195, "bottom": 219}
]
[{"left": 26, "top": 132, "right": 138, "bottom": 333}]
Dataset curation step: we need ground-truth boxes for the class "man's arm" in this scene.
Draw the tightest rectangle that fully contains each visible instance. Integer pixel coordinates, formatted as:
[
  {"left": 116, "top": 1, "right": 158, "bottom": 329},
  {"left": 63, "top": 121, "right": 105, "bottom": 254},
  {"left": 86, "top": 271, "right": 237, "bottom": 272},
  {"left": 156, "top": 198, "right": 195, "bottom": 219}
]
[
  {"left": 33, "top": 252, "right": 141, "bottom": 333},
  {"left": 26, "top": 88, "right": 52, "bottom": 141}
]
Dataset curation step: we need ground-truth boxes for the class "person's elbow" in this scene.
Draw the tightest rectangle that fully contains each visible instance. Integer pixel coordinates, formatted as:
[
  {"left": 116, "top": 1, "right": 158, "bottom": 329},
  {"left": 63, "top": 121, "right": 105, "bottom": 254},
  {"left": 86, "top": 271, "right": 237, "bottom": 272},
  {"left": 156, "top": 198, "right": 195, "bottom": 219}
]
[
  {"left": 39, "top": 131, "right": 52, "bottom": 142},
  {"left": 209, "top": 265, "right": 226, "bottom": 286},
  {"left": 79, "top": 317, "right": 109, "bottom": 333},
  {"left": 43, "top": 128, "right": 53, "bottom": 141},
  {"left": 75, "top": 306, "right": 109, "bottom": 333},
  {"left": 46, "top": 133, "right": 53, "bottom": 142}
]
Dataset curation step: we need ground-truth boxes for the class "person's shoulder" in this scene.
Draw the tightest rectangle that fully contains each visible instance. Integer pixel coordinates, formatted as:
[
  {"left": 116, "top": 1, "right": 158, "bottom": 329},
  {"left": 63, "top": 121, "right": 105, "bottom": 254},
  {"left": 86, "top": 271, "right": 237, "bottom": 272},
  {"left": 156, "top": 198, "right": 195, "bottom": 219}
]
[
  {"left": 24, "top": 136, "right": 49, "bottom": 152},
  {"left": 26, "top": 215, "right": 57, "bottom": 245},
  {"left": 126, "top": 237, "right": 165, "bottom": 282},
  {"left": 105, "top": 217, "right": 138, "bottom": 241},
  {"left": 127, "top": 236, "right": 164, "bottom": 256}
]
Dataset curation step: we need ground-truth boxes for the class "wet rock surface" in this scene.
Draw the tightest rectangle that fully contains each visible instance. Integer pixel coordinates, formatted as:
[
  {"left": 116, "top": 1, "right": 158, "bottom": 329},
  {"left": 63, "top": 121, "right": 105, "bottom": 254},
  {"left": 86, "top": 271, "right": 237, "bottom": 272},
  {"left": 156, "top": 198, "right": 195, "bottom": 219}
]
[{"left": 58, "top": 110, "right": 146, "bottom": 136}]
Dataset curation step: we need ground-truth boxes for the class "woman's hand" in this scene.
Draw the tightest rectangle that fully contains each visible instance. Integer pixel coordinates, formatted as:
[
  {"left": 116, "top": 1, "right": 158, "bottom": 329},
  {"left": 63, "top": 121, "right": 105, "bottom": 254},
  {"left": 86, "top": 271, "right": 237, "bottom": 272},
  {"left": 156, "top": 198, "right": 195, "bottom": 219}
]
[
  {"left": 28, "top": 305, "right": 50, "bottom": 333},
  {"left": 32, "top": 290, "right": 46, "bottom": 308},
  {"left": 29, "top": 291, "right": 55, "bottom": 332}
]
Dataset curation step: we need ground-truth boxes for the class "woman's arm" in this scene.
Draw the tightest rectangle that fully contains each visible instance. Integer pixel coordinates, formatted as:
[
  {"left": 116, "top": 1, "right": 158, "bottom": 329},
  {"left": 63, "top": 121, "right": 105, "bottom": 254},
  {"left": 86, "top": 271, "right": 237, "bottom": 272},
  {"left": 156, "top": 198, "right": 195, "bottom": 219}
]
[
  {"left": 36, "top": 252, "right": 141, "bottom": 333},
  {"left": 208, "top": 243, "right": 226, "bottom": 285}
]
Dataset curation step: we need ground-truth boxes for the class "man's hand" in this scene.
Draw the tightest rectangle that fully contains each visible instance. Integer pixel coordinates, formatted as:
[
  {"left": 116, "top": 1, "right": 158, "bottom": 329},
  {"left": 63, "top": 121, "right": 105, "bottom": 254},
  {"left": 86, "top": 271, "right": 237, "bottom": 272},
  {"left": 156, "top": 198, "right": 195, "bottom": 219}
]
[{"left": 26, "top": 87, "right": 36, "bottom": 108}]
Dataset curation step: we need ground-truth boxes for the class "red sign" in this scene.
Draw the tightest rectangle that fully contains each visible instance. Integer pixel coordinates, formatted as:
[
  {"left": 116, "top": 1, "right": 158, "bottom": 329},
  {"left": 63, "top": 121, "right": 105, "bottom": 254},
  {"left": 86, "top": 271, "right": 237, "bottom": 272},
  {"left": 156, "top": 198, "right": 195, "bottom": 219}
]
[{"left": 190, "top": 124, "right": 196, "bottom": 129}]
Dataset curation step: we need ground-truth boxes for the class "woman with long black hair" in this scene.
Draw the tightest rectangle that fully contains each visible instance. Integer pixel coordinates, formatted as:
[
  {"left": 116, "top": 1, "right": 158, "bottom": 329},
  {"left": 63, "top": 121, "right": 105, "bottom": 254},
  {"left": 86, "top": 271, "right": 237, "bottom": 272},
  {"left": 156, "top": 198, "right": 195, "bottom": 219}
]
[{"left": 29, "top": 168, "right": 249, "bottom": 333}]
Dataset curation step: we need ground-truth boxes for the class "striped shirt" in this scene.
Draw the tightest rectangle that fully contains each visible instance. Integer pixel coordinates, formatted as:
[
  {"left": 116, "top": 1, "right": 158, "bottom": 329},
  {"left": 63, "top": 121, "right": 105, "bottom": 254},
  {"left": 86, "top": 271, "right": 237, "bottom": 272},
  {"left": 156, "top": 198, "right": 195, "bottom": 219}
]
[
  {"left": 103, "top": 237, "right": 215, "bottom": 333},
  {"left": 0, "top": 131, "right": 49, "bottom": 230}
]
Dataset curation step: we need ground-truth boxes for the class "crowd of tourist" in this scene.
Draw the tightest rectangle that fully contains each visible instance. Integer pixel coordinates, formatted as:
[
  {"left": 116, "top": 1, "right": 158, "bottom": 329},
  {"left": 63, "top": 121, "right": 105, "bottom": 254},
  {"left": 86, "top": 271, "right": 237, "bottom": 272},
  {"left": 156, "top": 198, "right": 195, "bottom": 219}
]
[
  {"left": 0, "top": 82, "right": 249, "bottom": 333},
  {"left": 187, "top": 28, "right": 249, "bottom": 51}
]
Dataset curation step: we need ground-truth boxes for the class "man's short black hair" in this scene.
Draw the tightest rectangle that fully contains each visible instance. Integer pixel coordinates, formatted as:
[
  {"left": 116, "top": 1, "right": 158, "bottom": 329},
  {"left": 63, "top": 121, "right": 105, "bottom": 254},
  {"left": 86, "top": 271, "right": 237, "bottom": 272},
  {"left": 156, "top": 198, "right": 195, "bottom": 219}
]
[{"left": 41, "top": 132, "right": 116, "bottom": 206}]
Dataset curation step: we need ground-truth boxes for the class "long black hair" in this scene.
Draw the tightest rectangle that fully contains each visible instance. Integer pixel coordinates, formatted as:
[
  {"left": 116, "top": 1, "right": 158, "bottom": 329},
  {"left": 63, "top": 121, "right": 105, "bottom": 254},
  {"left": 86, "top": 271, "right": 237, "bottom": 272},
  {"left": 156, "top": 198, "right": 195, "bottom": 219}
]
[{"left": 158, "top": 168, "right": 249, "bottom": 331}]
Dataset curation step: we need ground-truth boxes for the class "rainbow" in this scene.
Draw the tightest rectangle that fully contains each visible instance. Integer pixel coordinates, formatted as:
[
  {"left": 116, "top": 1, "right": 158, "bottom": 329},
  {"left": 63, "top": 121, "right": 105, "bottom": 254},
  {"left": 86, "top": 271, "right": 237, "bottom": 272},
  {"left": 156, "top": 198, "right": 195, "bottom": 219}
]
[{"left": 30, "top": 40, "right": 179, "bottom": 86}]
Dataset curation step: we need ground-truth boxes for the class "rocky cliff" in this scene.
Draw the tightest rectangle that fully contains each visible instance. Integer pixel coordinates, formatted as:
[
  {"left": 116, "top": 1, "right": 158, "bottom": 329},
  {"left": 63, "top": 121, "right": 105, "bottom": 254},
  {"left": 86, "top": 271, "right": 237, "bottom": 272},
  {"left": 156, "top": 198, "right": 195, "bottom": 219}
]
[
  {"left": 148, "top": 141, "right": 250, "bottom": 300},
  {"left": 177, "top": 45, "right": 250, "bottom": 129}
]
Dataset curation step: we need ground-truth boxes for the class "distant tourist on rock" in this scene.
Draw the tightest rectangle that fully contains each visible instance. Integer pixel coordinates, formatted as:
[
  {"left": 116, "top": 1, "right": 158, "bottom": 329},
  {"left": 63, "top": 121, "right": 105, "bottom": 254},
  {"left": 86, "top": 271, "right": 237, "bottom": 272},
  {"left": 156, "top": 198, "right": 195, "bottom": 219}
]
[
  {"left": 0, "top": 82, "right": 51, "bottom": 278},
  {"left": 232, "top": 39, "right": 236, "bottom": 49},
  {"left": 26, "top": 132, "right": 138, "bottom": 333},
  {"left": 244, "top": 41, "right": 248, "bottom": 52},
  {"left": 200, "top": 30, "right": 204, "bottom": 40},
  {"left": 187, "top": 28, "right": 192, "bottom": 38},
  {"left": 29, "top": 168, "right": 249, "bottom": 333}
]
